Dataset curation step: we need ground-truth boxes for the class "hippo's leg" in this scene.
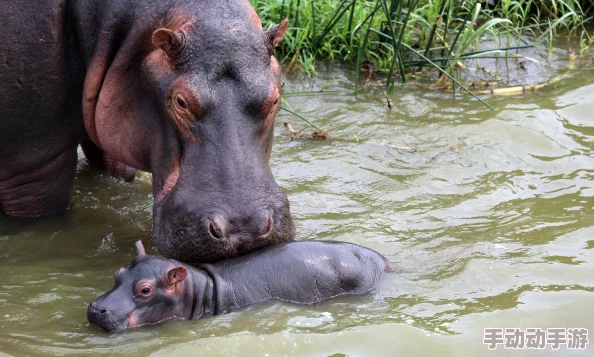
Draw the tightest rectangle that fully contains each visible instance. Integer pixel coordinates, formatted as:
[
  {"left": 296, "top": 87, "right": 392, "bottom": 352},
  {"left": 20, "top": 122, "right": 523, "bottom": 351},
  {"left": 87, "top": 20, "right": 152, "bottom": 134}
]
[
  {"left": 0, "top": 147, "right": 78, "bottom": 217},
  {"left": 81, "top": 141, "right": 137, "bottom": 182}
]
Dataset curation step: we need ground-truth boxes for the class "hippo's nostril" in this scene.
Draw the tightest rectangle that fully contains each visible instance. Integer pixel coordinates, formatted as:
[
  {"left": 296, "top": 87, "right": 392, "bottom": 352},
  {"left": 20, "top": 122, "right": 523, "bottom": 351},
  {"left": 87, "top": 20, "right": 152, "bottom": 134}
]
[
  {"left": 262, "top": 214, "right": 273, "bottom": 237},
  {"left": 100, "top": 309, "right": 107, "bottom": 314},
  {"left": 209, "top": 220, "right": 224, "bottom": 240}
]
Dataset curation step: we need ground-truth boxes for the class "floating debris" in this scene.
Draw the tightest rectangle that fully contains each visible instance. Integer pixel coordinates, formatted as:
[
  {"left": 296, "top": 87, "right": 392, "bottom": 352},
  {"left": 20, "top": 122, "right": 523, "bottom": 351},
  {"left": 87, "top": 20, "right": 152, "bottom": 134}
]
[
  {"left": 430, "top": 137, "right": 470, "bottom": 161},
  {"left": 283, "top": 121, "right": 420, "bottom": 153}
]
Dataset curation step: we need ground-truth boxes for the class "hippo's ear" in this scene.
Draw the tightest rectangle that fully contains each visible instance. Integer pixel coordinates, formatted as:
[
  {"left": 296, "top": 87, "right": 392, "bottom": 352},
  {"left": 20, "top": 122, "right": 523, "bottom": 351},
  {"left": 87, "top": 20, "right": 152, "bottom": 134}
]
[
  {"left": 135, "top": 240, "right": 146, "bottom": 256},
  {"left": 265, "top": 19, "right": 289, "bottom": 52},
  {"left": 152, "top": 28, "right": 185, "bottom": 57},
  {"left": 167, "top": 267, "right": 187, "bottom": 286}
]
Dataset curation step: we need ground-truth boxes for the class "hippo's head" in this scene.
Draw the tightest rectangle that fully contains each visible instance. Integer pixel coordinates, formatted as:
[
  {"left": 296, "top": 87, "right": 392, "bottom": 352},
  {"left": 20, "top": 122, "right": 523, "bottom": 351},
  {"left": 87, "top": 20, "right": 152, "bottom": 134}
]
[
  {"left": 88, "top": 242, "right": 194, "bottom": 332},
  {"left": 81, "top": 2, "right": 294, "bottom": 263}
]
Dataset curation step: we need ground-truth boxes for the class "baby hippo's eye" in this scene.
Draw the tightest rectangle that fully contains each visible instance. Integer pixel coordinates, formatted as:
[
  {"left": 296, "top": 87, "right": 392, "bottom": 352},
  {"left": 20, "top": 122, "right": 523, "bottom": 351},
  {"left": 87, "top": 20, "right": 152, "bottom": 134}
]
[
  {"left": 135, "top": 281, "right": 155, "bottom": 299},
  {"left": 138, "top": 285, "right": 153, "bottom": 297}
]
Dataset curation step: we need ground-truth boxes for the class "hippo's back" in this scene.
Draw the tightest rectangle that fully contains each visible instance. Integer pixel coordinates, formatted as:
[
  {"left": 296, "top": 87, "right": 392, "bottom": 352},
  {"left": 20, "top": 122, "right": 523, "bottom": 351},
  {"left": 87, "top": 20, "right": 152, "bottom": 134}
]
[
  {"left": 0, "top": 1, "right": 85, "bottom": 180},
  {"left": 279, "top": 241, "right": 393, "bottom": 294},
  {"left": 203, "top": 241, "right": 393, "bottom": 312}
]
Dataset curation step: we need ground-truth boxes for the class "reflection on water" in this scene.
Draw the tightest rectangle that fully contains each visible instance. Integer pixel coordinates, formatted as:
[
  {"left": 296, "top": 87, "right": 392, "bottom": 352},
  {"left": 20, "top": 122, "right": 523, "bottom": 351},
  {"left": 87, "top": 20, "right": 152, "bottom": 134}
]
[{"left": 1, "top": 46, "right": 593, "bottom": 356}]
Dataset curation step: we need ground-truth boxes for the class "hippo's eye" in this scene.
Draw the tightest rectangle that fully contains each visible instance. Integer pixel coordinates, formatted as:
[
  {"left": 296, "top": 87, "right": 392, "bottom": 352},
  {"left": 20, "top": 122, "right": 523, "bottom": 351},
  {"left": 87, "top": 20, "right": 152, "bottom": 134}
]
[
  {"left": 175, "top": 94, "right": 188, "bottom": 111},
  {"left": 136, "top": 282, "right": 155, "bottom": 299},
  {"left": 260, "top": 94, "right": 281, "bottom": 118},
  {"left": 267, "top": 96, "right": 280, "bottom": 115},
  {"left": 138, "top": 285, "right": 153, "bottom": 297}
]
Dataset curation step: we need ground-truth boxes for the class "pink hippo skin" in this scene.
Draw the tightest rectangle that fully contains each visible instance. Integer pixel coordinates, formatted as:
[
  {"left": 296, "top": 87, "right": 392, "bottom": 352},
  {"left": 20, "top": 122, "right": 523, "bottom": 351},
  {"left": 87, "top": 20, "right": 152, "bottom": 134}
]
[{"left": 0, "top": 1, "right": 294, "bottom": 264}]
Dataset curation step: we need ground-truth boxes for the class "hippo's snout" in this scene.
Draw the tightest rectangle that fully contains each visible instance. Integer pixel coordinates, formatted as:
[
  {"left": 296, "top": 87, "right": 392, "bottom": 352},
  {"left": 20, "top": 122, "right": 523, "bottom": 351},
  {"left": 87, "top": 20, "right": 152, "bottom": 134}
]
[
  {"left": 87, "top": 301, "right": 128, "bottom": 333},
  {"left": 153, "top": 176, "right": 295, "bottom": 264},
  {"left": 207, "top": 210, "right": 273, "bottom": 241}
]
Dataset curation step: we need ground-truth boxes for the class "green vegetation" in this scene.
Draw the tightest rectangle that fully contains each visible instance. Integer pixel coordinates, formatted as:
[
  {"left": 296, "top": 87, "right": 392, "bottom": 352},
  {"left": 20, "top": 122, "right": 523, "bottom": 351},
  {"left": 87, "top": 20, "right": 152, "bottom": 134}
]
[{"left": 250, "top": 0, "right": 593, "bottom": 92}]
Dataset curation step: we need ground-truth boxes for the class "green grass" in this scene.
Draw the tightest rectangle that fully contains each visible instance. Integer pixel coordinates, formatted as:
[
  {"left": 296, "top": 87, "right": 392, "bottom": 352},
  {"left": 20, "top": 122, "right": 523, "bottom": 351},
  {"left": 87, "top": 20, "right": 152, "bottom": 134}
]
[{"left": 251, "top": 0, "right": 593, "bottom": 93}]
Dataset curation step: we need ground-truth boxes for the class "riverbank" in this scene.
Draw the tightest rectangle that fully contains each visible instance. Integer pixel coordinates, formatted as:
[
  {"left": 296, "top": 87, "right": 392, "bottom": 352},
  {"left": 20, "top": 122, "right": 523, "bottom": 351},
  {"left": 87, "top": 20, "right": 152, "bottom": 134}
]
[{"left": 251, "top": 0, "right": 593, "bottom": 88}]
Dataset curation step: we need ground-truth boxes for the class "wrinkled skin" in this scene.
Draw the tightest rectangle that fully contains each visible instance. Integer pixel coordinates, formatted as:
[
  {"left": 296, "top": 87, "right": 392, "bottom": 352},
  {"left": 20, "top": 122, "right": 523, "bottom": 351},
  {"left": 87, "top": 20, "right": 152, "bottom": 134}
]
[
  {"left": 88, "top": 241, "right": 394, "bottom": 332},
  {"left": 0, "top": 1, "right": 294, "bottom": 263}
]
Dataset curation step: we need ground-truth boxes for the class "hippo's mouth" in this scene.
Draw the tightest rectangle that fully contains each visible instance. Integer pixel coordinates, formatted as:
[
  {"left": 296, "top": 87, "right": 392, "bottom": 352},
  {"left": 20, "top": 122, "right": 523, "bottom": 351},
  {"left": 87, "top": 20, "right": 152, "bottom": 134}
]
[
  {"left": 87, "top": 316, "right": 129, "bottom": 333},
  {"left": 87, "top": 312, "right": 145, "bottom": 333},
  {"left": 89, "top": 315, "right": 184, "bottom": 333},
  {"left": 88, "top": 320, "right": 128, "bottom": 333},
  {"left": 154, "top": 163, "right": 182, "bottom": 205},
  {"left": 87, "top": 303, "right": 131, "bottom": 333}
]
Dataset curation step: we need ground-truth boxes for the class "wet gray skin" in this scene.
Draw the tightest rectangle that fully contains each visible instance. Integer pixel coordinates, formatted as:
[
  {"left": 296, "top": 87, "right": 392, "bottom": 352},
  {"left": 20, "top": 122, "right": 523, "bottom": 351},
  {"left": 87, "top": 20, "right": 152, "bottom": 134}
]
[
  {"left": 0, "top": 39, "right": 593, "bottom": 356},
  {"left": 0, "top": 0, "right": 295, "bottom": 264},
  {"left": 87, "top": 241, "right": 392, "bottom": 332}
]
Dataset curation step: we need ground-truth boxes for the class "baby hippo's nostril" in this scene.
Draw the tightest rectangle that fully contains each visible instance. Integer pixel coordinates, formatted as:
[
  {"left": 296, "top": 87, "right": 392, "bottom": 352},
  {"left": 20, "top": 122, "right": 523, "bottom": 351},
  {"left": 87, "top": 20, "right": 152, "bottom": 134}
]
[
  {"left": 262, "top": 214, "right": 273, "bottom": 237},
  {"left": 208, "top": 220, "right": 225, "bottom": 240},
  {"left": 89, "top": 302, "right": 107, "bottom": 314}
]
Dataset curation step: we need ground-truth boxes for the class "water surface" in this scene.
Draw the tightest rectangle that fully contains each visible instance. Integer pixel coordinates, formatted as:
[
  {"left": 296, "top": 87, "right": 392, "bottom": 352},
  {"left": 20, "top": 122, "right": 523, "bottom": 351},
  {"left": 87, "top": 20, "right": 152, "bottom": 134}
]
[{"left": 0, "top": 44, "right": 593, "bottom": 356}]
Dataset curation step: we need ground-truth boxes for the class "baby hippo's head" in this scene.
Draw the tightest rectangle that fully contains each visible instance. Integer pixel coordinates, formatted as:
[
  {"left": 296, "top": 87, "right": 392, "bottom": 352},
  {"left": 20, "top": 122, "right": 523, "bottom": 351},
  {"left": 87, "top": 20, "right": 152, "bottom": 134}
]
[{"left": 87, "top": 241, "right": 192, "bottom": 332}]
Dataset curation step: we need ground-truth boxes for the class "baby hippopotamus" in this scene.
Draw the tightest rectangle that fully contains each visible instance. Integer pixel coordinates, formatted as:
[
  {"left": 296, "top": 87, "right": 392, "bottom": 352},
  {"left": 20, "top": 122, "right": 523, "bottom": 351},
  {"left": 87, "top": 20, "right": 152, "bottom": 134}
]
[{"left": 88, "top": 241, "right": 393, "bottom": 332}]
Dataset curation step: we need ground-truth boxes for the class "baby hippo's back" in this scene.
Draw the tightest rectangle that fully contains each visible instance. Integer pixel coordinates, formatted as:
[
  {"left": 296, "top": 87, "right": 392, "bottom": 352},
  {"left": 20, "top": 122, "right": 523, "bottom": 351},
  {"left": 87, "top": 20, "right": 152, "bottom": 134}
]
[{"left": 201, "top": 241, "right": 393, "bottom": 313}]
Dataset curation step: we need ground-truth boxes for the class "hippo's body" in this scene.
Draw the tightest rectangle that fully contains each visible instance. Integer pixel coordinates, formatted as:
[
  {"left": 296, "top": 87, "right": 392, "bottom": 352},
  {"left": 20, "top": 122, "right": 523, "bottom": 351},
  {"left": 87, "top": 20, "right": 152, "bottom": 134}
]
[
  {"left": 88, "top": 241, "right": 393, "bottom": 332},
  {"left": 0, "top": 1, "right": 294, "bottom": 263}
]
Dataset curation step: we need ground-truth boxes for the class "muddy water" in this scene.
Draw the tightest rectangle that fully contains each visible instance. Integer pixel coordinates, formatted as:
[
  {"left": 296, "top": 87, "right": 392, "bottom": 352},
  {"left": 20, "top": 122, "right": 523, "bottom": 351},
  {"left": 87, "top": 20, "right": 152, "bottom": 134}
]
[{"left": 1, "top": 48, "right": 593, "bottom": 356}]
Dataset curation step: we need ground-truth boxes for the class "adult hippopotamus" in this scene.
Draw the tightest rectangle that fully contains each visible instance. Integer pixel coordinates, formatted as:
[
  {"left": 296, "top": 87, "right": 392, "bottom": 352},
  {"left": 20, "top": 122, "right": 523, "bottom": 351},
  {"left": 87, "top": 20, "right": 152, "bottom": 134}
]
[
  {"left": 88, "top": 241, "right": 393, "bottom": 332},
  {"left": 0, "top": 1, "right": 294, "bottom": 263}
]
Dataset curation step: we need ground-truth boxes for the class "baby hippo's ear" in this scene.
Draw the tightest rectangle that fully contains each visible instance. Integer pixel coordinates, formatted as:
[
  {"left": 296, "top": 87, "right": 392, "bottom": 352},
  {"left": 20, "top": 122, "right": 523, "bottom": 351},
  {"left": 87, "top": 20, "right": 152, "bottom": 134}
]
[
  {"left": 135, "top": 240, "right": 146, "bottom": 256},
  {"left": 167, "top": 267, "right": 187, "bottom": 286}
]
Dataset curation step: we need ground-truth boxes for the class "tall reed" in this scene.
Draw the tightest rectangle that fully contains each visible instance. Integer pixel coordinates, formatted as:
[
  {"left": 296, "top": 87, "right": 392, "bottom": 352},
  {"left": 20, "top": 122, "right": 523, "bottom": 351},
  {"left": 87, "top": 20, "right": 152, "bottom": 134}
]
[{"left": 251, "top": 0, "right": 591, "bottom": 94}]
